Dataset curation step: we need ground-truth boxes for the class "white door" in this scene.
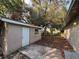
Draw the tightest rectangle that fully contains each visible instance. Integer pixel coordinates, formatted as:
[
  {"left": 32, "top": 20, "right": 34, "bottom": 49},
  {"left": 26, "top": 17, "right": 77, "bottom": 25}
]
[{"left": 22, "top": 28, "right": 29, "bottom": 46}]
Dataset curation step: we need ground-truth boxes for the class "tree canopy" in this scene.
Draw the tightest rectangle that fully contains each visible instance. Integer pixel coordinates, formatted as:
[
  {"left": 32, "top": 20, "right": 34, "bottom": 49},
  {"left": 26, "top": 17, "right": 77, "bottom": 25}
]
[
  {"left": 0, "top": 0, "right": 67, "bottom": 29},
  {"left": 29, "top": 0, "right": 67, "bottom": 29},
  {"left": 0, "top": 2, "right": 7, "bottom": 16},
  {"left": 0, "top": 0, "right": 23, "bottom": 12}
]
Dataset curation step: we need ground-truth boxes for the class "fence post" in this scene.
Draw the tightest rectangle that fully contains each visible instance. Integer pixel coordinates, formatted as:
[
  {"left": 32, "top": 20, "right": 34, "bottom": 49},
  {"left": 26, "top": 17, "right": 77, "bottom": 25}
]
[{"left": 2, "top": 22, "right": 8, "bottom": 59}]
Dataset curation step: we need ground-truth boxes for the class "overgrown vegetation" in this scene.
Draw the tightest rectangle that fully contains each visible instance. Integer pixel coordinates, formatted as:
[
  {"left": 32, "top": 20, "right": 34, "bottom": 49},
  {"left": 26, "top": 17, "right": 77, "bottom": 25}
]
[
  {"left": 0, "top": 3, "right": 7, "bottom": 16},
  {"left": 0, "top": 0, "right": 67, "bottom": 32},
  {"left": 29, "top": 0, "right": 67, "bottom": 33},
  {"left": 0, "top": 0, "right": 25, "bottom": 20}
]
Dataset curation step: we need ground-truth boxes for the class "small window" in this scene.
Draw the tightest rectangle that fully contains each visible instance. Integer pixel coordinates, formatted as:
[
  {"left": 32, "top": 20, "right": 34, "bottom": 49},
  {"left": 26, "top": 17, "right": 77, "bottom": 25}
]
[{"left": 35, "top": 29, "right": 39, "bottom": 34}]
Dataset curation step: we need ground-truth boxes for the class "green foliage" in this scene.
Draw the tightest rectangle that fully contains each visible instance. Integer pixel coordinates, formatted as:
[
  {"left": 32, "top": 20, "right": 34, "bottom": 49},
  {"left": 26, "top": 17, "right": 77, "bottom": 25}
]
[
  {"left": 30, "top": 0, "right": 67, "bottom": 28},
  {"left": 0, "top": 0, "right": 29, "bottom": 20},
  {"left": 0, "top": 0, "right": 23, "bottom": 12},
  {"left": 0, "top": 0, "right": 67, "bottom": 29},
  {"left": 28, "top": 8, "right": 46, "bottom": 26},
  {"left": 0, "top": 3, "right": 7, "bottom": 16}
]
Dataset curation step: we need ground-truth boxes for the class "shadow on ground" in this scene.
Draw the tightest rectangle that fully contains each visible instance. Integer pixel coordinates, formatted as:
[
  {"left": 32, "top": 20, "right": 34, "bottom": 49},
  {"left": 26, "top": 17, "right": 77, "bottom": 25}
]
[
  {"left": 8, "top": 35, "right": 74, "bottom": 59},
  {"left": 34, "top": 36, "right": 74, "bottom": 51},
  {"left": 34, "top": 35, "right": 74, "bottom": 59}
]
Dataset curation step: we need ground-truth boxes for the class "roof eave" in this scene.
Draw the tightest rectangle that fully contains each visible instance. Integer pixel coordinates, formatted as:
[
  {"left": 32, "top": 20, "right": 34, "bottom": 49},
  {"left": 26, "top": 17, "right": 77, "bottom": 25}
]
[{"left": 0, "top": 17, "right": 42, "bottom": 29}]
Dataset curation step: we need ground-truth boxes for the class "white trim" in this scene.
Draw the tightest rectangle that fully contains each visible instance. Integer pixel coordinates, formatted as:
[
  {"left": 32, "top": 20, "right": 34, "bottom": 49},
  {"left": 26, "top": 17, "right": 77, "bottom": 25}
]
[{"left": 0, "top": 17, "right": 42, "bottom": 29}]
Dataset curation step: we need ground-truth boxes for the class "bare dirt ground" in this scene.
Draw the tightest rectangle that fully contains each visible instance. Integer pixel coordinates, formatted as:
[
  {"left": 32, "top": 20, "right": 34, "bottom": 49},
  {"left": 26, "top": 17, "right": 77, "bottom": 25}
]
[{"left": 34, "top": 36, "right": 74, "bottom": 59}]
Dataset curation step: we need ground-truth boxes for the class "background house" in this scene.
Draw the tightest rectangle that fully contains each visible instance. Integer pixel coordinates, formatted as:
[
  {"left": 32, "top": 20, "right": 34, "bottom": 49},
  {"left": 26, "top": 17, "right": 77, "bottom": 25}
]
[{"left": 0, "top": 17, "right": 42, "bottom": 55}]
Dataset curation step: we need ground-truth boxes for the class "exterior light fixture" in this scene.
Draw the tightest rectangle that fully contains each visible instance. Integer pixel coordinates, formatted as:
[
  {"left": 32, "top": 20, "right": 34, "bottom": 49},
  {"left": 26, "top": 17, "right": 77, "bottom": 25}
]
[{"left": 73, "top": 22, "right": 77, "bottom": 25}]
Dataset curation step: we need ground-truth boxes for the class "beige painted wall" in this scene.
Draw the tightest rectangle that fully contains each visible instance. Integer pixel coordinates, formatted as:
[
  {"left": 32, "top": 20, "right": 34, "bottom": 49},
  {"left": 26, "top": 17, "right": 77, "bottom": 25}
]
[
  {"left": 69, "top": 25, "right": 79, "bottom": 51},
  {"left": 6, "top": 23, "right": 42, "bottom": 54},
  {"left": 6, "top": 23, "right": 22, "bottom": 54},
  {"left": 62, "top": 25, "right": 79, "bottom": 51},
  {"left": 29, "top": 28, "right": 41, "bottom": 44}
]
